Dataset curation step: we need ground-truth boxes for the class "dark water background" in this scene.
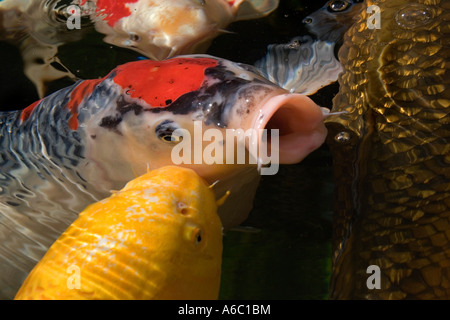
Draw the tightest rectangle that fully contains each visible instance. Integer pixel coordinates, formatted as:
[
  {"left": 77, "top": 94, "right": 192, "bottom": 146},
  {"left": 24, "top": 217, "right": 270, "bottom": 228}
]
[
  {"left": 208, "top": 0, "right": 337, "bottom": 300},
  {"left": 0, "top": 0, "right": 337, "bottom": 299}
]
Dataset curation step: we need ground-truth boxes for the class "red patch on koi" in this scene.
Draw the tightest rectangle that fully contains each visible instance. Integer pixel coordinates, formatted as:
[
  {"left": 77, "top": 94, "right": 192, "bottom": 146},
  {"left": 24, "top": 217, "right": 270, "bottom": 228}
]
[
  {"left": 20, "top": 99, "right": 43, "bottom": 123},
  {"left": 66, "top": 79, "right": 103, "bottom": 130},
  {"left": 95, "top": 0, "right": 139, "bottom": 27},
  {"left": 112, "top": 57, "right": 219, "bottom": 107}
]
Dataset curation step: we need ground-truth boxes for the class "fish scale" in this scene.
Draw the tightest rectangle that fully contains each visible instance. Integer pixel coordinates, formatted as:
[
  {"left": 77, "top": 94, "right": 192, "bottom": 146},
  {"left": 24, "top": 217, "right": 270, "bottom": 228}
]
[
  {"left": 0, "top": 82, "right": 117, "bottom": 299},
  {"left": 14, "top": 166, "right": 223, "bottom": 300},
  {"left": 326, "top": 0, "right": 450, "bottom": 299},
  {"left": 0, "top": 84, "right": 88, "bottom": 174}
]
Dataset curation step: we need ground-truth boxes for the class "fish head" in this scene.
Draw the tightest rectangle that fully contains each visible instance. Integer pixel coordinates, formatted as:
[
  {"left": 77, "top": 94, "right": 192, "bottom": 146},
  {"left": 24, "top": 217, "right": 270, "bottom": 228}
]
[
  {"left": 76, "top": 55, "right": 327, "bottom": 227},
  {"left": 91, "top": 0, "right": 235, "bottom": 60},
  {"left": 302, "top": 0, "right": 365, "bottom": 43},
  {"left": 91, "top": 0, "right": 279, "bottom": 60},
  {"left": 119, "top": 166, "right": 223, "bottom": 299}
]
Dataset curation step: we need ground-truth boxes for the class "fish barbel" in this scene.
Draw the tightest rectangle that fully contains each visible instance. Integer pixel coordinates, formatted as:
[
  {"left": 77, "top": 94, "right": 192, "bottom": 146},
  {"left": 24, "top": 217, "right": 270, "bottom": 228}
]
[{"left": 325, "top": 0, "right": 450, "bottom": 299}]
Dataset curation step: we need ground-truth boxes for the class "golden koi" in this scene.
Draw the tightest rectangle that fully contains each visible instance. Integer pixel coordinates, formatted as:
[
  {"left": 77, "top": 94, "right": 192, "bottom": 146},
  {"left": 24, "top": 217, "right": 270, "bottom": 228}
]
[{"left": 326, "top": 0, "right": 450, "bottom": 299}]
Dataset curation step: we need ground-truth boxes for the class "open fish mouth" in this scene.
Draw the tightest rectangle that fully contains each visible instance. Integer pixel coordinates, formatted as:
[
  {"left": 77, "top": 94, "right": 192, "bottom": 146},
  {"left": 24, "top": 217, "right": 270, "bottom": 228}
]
[{"left": 250, "top": 93, "right": 328, "bottom": 166}]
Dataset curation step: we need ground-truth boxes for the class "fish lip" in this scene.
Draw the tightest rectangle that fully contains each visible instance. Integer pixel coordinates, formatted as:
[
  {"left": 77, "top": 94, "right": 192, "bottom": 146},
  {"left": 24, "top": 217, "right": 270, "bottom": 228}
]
[{"left": 250, "top": 93, "right": 328, "bottom": 165}]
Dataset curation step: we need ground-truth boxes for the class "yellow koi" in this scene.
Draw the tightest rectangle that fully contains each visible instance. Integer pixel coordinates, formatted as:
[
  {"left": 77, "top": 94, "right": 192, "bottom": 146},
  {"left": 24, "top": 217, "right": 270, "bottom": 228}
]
[{"left": 15, "top": 166, "right": 223, "bottom": 300}]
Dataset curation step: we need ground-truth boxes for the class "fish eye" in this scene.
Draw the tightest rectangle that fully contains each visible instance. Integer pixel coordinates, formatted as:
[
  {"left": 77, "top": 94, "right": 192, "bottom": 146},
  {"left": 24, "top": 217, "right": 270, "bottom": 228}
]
[
  {"left": 161, "top": 135, "right": 178, "bottom": 142},
  {"left": 197, "top": 0, "right": 206, "bottom": 6},
  {"left": 160, "top": 134, "right": 183, "bottom": 143},
  {"left": 129, "top": 33, "right": 140, "bottom": 42},
  {"left": 303, "top": 17, "right": 313, "bottom": 24},
  {"left": 155, "top": 120, "right": 183, "bottom": 144},
  {"left": 327, "top": 0, "right": 351, "bottom": 12}
]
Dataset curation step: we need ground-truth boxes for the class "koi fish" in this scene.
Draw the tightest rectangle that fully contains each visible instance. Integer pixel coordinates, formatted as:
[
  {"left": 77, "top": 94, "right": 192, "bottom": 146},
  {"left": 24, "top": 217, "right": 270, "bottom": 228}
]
[
  {"left": 0, "top": 54, "right": 327, "bottom": 299},
  {"left": 0, "top": 0, "right": 279, "bottom": 97},
  {"left": 15, "top": 166, "right": 224, "bottom": 300},
  {"left": 324, "top": 0, "right": 450, "bottom": 299},
  {"left": 302, "top": 0, "right": 365, "bottom": 43}
]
